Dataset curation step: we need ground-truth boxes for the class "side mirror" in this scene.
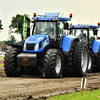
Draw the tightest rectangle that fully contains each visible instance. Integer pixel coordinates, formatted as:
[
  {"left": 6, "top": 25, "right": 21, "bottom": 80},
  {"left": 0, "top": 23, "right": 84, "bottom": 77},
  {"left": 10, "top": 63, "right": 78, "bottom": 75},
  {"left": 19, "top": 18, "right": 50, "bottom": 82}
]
[
  {"left": 64, "top": 23, "right": 69, "bottom": 29},
  {"left": 18, "top": 22, "right": 22, "bottom": 29},
  {"left": 94, "top": 29, "right": 97, "bottom": 35},
  {"left": 27, "top": 28, "right": 30, "bottom": 37}
]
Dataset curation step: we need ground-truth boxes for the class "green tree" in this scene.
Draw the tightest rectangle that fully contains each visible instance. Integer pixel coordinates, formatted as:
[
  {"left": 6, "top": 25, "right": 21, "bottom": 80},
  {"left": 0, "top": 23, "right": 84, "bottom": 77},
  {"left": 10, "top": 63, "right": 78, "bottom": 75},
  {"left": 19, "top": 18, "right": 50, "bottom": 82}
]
[
  {"left": 0, "top": 20, "right": 3, "bottom": 30},
  {"left": 5, "top": 35, "right": 17, "bottom": 45},
  {"left": 9, "top": 14, "right": 25, "bottom": 40}
]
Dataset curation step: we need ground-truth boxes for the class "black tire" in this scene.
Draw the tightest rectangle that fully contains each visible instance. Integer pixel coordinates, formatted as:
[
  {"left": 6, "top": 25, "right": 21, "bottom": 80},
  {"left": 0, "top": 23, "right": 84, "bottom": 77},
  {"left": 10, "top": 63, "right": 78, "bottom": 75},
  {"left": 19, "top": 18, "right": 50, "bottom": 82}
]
[
  {"left": 4, "top": 47, "right": 22, "bottom": 77},
  {"left": 87, "top": 50, "right": 94, "bottom": 73},
  {"left": 93, "top": 48, "right": 100, "bottom": 72},
  {"left": 43, "top": 49, "right": 63, "bottom": 78},
  {"left": 73, "top": 42, "right": 88, "bottom": 77},
  {"left": 62, "top": 40, "right": 78, "bottom": 77}
]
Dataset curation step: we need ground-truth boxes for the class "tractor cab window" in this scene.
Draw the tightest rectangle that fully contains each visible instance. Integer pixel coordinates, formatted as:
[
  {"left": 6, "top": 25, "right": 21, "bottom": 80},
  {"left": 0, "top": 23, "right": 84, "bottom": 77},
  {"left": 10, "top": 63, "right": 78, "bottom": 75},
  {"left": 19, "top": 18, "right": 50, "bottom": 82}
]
[
  {"left": 89, "top": 29, "right": 94, "bottom": 39},
  {"left": 57, "top": 22, "right": 64, "bottom": 37},
  {"left": 70, "top": 29, "right": 88, "bottom": 42},
  {"left": 57, "top": 22, "right": 69, "bottom": 37},
  {"left": 33, "top": 21, "right": 56, "bottom": 39},
  {"left": 89, "top": 29, "right": 96, "bottom": 47}
]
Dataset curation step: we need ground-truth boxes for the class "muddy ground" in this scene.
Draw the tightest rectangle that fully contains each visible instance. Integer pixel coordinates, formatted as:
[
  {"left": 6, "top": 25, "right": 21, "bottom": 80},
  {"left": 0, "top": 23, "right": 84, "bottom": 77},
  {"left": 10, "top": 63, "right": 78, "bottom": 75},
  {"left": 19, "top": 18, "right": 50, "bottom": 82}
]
[{"left": 0, "top": 59, "right": 100, "bottom": 100}]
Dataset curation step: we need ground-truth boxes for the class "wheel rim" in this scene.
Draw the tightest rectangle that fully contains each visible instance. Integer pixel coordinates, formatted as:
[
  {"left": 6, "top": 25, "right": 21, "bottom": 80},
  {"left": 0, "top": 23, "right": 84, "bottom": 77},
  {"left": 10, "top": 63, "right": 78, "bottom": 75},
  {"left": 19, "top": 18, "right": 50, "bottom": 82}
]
[
  {"left": 88, "top": 55, "right": 92, "bottom": 70},
  {"left": 55, "top": 55, "right": 61, "bottom": 74},
  {"left": 81, "top": 47, "right": 88, "bottom": 73}
]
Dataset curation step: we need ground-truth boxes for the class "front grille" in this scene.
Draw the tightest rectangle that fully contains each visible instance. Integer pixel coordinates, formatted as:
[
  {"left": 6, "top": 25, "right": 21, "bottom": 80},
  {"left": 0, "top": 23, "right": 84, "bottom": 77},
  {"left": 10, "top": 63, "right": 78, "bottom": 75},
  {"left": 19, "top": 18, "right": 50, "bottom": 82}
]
[{"left": 26, "top": 43, "right": 35, "bottom": 50}]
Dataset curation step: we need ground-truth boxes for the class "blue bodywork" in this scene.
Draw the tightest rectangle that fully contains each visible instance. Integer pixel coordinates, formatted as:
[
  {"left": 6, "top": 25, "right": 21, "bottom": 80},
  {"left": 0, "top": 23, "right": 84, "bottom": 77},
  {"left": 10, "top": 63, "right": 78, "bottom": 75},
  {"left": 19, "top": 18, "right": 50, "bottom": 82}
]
[
  {"left": 43, "top": 13, "right": 60, "bottom": 17},
  {"left": 92, "top": 40, "right": 100, "bottom": 53},
  {"left": 23, "top": 35, "right": 49, "bottom": 52},
  {"left": 62, "top": 35, "right": 76, "bottom": 52},
  {"left": 23, "top": 34, "right": 76, "bottom": 53}
]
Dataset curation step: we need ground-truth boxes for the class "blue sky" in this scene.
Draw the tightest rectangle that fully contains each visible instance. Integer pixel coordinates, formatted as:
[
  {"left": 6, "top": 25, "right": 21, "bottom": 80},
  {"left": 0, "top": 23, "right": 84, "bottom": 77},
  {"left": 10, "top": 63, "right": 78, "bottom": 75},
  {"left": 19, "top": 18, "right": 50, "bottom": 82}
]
[{"left": 0, "top": 0, "right": 100, "bottom": 41}]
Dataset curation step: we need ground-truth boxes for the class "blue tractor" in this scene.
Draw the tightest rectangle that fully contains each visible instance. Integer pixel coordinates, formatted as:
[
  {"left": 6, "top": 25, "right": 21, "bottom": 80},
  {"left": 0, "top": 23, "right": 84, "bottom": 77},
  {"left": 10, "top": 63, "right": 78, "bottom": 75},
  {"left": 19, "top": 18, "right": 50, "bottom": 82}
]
[
  {"left": 70, "top": 24, "right": 100, "bottom": 72},
  {"left": 4, "top": 13, "right": 89, "bottom": 78}
]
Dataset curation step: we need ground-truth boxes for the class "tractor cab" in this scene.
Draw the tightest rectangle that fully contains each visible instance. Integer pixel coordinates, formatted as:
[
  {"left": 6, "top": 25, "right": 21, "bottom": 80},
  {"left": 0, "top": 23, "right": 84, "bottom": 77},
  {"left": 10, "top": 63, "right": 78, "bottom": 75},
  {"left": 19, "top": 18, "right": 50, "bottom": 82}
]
[
  {"left": 70, "top": 24, "right": 99, "bottom": 47},
  {"left": 31, "top": 13, "right": 72, "bottom": 47}
]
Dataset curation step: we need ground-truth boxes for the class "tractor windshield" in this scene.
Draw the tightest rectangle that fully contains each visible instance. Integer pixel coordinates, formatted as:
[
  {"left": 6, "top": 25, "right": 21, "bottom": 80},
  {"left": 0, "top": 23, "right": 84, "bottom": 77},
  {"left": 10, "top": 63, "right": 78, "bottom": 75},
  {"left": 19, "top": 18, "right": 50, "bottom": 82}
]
[
  {"left": 70, "top": 29, "right": 88, "bottom": 42},
  {"left": 33, "top": 21, "right": 56, "bottom": 39}
]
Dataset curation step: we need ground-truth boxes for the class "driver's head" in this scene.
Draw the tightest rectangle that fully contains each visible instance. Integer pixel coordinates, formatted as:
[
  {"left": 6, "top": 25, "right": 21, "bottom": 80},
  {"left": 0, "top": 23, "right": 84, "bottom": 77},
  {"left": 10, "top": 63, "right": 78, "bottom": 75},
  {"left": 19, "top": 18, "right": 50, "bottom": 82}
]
[
  {"left": 81, "top": 33, "right": 86, "bottom": 38},
  {"left": 81, "top": 29, "right": 84, "bottom": 33}
]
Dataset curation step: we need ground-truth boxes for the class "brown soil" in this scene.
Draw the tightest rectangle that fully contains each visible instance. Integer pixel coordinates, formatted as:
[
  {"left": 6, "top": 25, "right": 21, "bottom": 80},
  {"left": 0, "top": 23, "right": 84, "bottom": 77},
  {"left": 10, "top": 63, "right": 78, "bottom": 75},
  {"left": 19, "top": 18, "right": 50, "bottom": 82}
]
[{"left": 0, "top": 59, "right": 100, "bottom": 100}]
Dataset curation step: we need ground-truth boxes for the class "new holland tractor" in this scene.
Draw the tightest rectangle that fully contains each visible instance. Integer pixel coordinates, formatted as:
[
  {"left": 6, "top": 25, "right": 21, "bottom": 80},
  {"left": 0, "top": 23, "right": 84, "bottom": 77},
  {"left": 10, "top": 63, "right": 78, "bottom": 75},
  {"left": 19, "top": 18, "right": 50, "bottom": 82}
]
[
  {"left": 4, "top": 13, "right": 89, "bottom": 78},
  {"left": 70, "top": 23, "right": 100, "bottom": 72}
]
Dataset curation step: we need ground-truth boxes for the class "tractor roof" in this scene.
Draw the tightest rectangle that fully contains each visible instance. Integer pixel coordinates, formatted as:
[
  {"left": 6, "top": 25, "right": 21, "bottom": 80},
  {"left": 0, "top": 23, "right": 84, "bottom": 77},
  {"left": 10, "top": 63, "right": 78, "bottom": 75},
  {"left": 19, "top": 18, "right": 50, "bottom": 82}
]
[
  {"left": 32, "top": 13, "right": 70, "bottom": 21},
  {"left": 70, "top": 25, "right": 99, "bottom": 29}
]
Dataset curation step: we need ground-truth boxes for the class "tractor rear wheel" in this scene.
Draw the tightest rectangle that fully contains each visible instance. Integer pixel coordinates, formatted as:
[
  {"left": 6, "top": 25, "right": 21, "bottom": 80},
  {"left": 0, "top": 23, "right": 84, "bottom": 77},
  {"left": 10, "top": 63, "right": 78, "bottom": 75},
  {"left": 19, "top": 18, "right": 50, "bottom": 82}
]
[
  {"left": 94, "top": 48, "right": 100, "bottom": 72},
  {"left": 4, "top": 47, "right": 22, "bottom": 77},
  {"left": 43, "top": 49, "right": 63, "bottom": 78},
  {"left": 73, "top": 42, "right": 88, "bottom": 77},
  {"left": 62, "top": 40, "right": 78, "bottom": 77},
  {"left": 87, "top": 50, "right": 94, "bottom": 73}
]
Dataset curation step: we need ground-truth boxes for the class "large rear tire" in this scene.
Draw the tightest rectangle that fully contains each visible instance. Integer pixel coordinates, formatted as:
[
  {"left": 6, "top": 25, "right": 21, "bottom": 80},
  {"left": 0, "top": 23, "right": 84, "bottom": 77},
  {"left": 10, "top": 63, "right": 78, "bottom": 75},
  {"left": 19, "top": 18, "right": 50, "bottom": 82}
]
[
  {"left": 73, "top": 42, "right": 88, "bottom": 77},
  {"left": 43, "top": 49, "right": 63, "bottom": 78},
  {"left": 4, "top": 48, "right": 22, "bottom": 77},
  {"left": 62, "top": 40, "right": 78, "bottom": 77}
]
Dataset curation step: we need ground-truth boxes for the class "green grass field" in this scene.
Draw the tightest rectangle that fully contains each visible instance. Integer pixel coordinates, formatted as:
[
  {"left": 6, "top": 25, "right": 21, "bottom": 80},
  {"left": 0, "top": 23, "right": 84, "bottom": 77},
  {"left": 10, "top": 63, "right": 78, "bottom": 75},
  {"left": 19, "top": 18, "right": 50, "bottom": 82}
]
[{"left": 45, "top": 89, "right": 100, "bottom": 100}]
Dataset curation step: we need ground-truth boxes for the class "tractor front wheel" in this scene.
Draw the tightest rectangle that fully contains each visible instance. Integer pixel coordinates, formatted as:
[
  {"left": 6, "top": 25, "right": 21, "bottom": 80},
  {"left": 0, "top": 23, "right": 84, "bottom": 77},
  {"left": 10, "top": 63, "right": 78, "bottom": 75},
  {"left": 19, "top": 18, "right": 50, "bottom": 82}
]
[{"left": 43, "top": 49, "right": 63, "bottom": 78}]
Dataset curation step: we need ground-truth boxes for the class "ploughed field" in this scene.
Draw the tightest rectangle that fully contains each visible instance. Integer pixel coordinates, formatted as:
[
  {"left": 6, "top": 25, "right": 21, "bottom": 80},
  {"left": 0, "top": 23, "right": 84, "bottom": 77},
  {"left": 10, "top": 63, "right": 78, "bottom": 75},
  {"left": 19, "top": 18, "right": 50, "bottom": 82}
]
[{"left": 0, "top": 59, "right": 100, "bottom": 100}]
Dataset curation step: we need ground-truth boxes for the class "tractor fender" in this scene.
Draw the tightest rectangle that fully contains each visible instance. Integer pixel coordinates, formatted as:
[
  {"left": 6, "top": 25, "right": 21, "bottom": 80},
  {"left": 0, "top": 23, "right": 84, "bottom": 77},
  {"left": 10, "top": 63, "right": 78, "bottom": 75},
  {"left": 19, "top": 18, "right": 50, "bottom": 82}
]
[
  {"left": 61, "top": 35, "right": 79, "bottom": 52},
  {"left": 9, "top": 44, "right": 23, "bottom": 49},
  {"left": 9, "top": 44, "right": 23, "bottom": 52},
  {"left": 92, "top": 40, "right": 100, "bottom": 53},
  {"left": 43, "top": 44, "right": 63, "bottom": 53}
]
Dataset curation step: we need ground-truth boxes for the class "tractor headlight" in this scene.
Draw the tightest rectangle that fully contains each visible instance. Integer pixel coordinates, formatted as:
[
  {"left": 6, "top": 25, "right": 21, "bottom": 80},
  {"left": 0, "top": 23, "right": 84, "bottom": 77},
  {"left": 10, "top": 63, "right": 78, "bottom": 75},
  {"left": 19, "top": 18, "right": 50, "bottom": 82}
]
[
  {"left": 35, "top": 43, "right": 39, "bottom": 51},
  {"left": 23, "top": 43, "right": 26, "bottom": 50}
]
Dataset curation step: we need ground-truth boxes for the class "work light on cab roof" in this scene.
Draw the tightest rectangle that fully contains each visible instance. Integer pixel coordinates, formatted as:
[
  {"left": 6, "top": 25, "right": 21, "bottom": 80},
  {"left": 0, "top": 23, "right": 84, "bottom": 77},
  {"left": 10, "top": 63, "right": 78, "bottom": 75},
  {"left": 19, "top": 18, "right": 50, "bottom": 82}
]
[
  {"left": 70, "top": 23, "right": 72, "bottom": 25},
  {"left": 98, "top": 22, "right": 100, "bottom": 26},
  {"left": 69, "top": 13, "right": 73, "bottom": 19},
  {"left": 33, "top": 13, "right": 36, "bottom": 17}
]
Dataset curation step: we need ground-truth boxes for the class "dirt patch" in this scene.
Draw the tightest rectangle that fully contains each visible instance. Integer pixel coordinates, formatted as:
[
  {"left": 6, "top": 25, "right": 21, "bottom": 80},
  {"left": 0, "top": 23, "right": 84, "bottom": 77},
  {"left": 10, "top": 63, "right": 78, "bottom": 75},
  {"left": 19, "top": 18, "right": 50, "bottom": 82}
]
[
  {"left": 0, "top": 59, "right": 100, "bottom": 100},
  {"left": 0, "top": 60, "right": 4, "bottom": 64}
]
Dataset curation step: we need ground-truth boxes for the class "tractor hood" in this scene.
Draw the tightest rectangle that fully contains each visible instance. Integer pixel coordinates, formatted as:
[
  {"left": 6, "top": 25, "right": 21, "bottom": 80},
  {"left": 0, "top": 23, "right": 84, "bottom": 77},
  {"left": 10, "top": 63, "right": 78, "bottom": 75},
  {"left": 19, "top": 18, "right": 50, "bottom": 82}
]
[{"left": 23, "top": 34, "right": 49, "bottom": 52}]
